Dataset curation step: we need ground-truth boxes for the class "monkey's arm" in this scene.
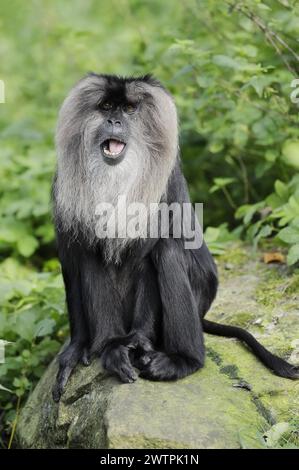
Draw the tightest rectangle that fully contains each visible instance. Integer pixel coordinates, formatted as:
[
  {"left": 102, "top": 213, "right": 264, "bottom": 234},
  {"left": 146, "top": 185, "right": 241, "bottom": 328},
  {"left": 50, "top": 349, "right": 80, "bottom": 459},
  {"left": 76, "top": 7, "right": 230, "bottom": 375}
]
[
  {"left": 131, "top": 258, "right": 160, "bottom": 339},
  {"left": 140, "top": 238, "right": 205, "bottom": 380},
  {"left": 52, "top": 233, "right": 90, "bottom": 402},
  {"left": 127, "top": 257, "right": 161, "bottom": 368},
  {"left": 79, "top": 250, "right": 139, "bottom": 384}
]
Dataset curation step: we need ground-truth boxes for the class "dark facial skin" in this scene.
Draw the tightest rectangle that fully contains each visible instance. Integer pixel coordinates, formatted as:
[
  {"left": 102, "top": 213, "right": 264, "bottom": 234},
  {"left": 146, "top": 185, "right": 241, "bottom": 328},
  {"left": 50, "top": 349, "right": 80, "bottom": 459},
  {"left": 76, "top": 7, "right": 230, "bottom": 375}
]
[{"left": 97, "top": 89, "right": 139, "bottom": 165}]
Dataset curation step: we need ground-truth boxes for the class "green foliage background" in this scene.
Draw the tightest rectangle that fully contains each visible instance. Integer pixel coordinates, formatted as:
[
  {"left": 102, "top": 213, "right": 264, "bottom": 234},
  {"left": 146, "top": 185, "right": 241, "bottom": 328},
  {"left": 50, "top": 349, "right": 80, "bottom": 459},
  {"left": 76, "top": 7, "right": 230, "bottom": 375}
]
[{"left": 0, "top": 0, "right": 299, "bottom": 447}]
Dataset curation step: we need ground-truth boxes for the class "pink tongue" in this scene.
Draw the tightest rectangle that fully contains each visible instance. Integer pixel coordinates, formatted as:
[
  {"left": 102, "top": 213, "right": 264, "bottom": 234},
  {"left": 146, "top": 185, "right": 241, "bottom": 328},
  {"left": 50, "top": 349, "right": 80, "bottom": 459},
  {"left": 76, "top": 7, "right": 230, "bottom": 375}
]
[{"left": 109, "top": 139, "right": 124, "bottom": 154}]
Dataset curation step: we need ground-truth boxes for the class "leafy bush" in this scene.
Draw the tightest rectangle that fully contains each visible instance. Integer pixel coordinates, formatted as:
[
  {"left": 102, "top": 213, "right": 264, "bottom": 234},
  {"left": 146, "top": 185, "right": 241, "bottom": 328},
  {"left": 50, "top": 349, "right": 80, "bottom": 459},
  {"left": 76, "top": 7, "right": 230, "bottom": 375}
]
[
  {"left": 0, "top": 258, "right": 66, "bottom": 446},
  {"left": 236, "top": 175, "right": 299, "bottom": 264}
]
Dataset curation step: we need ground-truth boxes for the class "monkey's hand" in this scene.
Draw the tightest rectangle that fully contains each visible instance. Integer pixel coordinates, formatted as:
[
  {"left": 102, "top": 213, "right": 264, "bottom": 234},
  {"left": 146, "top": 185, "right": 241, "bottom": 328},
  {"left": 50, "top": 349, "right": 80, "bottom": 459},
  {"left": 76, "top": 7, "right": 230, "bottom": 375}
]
[
  {"left": 52, "top": 342, "right": 90, "bottom": 402},
  {"left": 128, "top": 333, "right": 155, "bottom": 369},
  {"left": 101, "top": 342, "right": 138, "bottom": 383},
  {"left": 100, "top": 332, "right": 154, "bottom": 383}
]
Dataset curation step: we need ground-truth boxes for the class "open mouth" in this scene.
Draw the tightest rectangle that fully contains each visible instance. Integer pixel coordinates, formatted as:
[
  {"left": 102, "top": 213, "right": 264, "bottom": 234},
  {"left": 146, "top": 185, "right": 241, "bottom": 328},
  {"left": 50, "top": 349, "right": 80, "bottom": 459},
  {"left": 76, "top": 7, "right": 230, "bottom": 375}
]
[{"left": 101, "top": 139, "right": 126, "bottom": 157}]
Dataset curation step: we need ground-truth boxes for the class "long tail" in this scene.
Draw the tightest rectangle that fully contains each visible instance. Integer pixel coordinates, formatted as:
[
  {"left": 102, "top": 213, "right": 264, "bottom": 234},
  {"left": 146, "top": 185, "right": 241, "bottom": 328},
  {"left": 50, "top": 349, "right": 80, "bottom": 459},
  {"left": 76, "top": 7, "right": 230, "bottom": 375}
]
[{"left": 202, "top": 319, "right": 299, "bottom": 379}]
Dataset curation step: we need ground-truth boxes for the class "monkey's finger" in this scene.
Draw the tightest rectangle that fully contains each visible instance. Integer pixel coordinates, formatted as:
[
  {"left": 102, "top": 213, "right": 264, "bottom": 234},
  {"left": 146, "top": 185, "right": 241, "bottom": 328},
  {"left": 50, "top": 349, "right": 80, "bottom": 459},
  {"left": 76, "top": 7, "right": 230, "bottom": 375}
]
[
  {"left": 52, "top": 383, "right": 63, "bottom": 403},
  {"left": 137, "top": 335, "right": 154, "bottom": 353},
  {"left": 119, "top": 349, "right": 138, "bottom": 382},
  {"left": 81, "top": 348, "right": 91, "bottom": 366},
  {"left": 52, "top": 366, "right": 72, "bottom": 402}
]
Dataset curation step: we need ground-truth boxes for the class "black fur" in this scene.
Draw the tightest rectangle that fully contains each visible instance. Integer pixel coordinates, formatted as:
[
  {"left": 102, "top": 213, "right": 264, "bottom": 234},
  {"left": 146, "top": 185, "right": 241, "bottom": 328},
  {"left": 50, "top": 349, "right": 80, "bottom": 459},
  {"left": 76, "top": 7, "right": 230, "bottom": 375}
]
[{"left": 52, "top": 81, "right": 298, "bottom": 402}]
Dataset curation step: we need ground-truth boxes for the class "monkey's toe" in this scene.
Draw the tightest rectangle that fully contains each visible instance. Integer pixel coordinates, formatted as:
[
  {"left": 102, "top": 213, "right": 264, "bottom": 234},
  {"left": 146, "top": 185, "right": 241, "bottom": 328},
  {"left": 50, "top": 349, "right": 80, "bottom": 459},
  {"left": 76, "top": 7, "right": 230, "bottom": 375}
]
[
  {"left": 140, "top": 351, "right": 202, "bottom": 381},
  {"left": 119, "top": 364, "right": 138, "bottom": 383},
  {"left": 139, "top": 352, "right": 175, "bottom": 381}
]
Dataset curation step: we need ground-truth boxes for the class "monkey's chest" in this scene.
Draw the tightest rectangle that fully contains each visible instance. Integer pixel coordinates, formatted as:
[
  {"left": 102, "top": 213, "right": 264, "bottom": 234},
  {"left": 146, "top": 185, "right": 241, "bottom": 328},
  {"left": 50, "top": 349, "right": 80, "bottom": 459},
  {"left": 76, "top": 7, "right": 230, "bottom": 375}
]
[{"left": 106, "top": 264, "right": 137, "bottom": 302}]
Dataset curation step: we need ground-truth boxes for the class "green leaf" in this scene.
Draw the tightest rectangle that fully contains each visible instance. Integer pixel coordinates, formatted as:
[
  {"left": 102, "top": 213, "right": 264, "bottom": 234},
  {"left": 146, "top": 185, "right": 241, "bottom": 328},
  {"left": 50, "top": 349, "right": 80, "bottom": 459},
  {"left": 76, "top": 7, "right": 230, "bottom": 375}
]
[
  {"left": 235, "top": 203, "right": 264, "bottom": 225},
  {"left": 212, "top": 55, "right": 241, "bottom": 69},
  {"left": 287, "top": 244, "right": 299, "bottom": 266},
  {"left": 277, "top": 227, "right": 299, "bottom": 244},
  {"left": 233, "top": 124, "right": 248, "bottom": 148},
  {"left": 17, "top": 235, "right": 39, "bottom": 257},
  {"left": 204, "top": 227, "right": 220, "bottom": 243},
  {"left": 246, "top": 75, "right": 274, "bottom": 97},
  {"left": 210, "top": 177, "right": 236, "bottom": 193},
  {"left": 266, "top": 193, "right": 283, "bottom": 210},
  {"left": 257, "top": 3, "right": 272, "bottom": 11},
  {"left": 274, "top": 180, "right": 289, "bottom": 200},
  {"left": 208, "top": 142, "right": 224, "bottom": 153},
  {"left": 206, "top": 244, "right": 226, "bottom": 255},
  {"left": 34, "top": 319, "right": 56, "bottom": 338},
  {"left": 254, "top": 224, "right": 272, "bottom": 248},
  {"left": 265, "top": 150, "right": 278, "bottom": 163},
  {"left": 281, "top": 141, "right": 299, "bottom": 170},
  {"left": 0, "top": 219, "right": 27, "bottom": 244},
  {"left": 263, "top": 422, "right": 290, "bottom": 448},
  {"left": 14, "top": 309, "right": 38, "bottom": 342}
]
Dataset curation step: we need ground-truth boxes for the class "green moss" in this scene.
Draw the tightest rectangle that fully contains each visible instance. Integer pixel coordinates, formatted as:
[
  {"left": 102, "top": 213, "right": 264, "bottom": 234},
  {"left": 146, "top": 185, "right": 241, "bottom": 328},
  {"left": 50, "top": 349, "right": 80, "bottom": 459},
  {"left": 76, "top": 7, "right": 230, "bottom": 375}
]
[
  {"left": 217, "top": 244, "right": 248, "bottom": 269},
  {"left": 206, "top": 347, "right": 223, "bottom": 366},
  {"left": 285, "top": 416, "right": 299, "bottom": 448},
  {"left": 251, "top": 394, "right": 276, "bottom": 425},
  {"left": 285, "top": 274, "right": 299, "bottom": 296},
  {"left": 274, "top": 345, "right": 294, "bottom": 359},
  {"left": 220, "top": 365, "right": 239, "bottom": 380},
  {"left": 255, "top": 276, "right": 282, "bottom": 308},
  {"left": 226, "top": 312, "right": 254, "bottom": 327},
  {"left": 255, "top": 265, "right": 299, "bottom": 309},
  {"left": 259, "top": 414, "right": 299, "bottom": 448}
]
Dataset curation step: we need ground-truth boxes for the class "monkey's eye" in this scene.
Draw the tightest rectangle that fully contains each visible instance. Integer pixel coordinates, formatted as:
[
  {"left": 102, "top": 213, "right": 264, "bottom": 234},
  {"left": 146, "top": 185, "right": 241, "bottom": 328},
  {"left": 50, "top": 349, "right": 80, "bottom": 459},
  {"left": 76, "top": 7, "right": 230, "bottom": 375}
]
[
  {"left": 100, "top": 101, "right": 113, "bottom": 111},
  {"left": 123, "top": 103, "right": 138, "bottom": 114}
]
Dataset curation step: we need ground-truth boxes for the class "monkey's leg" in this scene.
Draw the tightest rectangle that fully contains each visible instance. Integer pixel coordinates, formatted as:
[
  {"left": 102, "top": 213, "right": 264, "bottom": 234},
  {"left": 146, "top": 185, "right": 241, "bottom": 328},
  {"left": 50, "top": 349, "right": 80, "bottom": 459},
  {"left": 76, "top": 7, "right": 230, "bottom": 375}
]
[
  {"left": 52, "top": 240, "right": 90, "bottom": 402},
  {"left": 140, "top": 238, "right": 205, "bottom": 381},
  {"left": 80, "top": 252, "right": 137, "bottom": 383}
]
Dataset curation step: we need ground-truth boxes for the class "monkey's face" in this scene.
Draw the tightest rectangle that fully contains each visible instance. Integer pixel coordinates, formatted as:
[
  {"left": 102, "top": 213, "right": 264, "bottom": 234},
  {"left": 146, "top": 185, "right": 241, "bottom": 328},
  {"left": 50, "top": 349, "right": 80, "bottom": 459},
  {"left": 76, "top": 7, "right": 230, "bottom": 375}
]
[
  {"left": 55, "top": 74, "right": 178, "bottom": 249},
  {"left": 97, "top": 93, "right": 137, "bottom": 166},
  {"left": 56, "top": 74, "right": 178, "bottom": 171}
]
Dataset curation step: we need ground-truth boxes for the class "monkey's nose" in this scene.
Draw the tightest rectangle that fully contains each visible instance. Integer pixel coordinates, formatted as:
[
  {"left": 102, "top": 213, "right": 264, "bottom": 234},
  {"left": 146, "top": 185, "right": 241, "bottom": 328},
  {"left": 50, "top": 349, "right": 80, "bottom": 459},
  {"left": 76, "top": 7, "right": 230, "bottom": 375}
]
[{"left": 107, "top": 119, "right": 121, "bottom": 127}]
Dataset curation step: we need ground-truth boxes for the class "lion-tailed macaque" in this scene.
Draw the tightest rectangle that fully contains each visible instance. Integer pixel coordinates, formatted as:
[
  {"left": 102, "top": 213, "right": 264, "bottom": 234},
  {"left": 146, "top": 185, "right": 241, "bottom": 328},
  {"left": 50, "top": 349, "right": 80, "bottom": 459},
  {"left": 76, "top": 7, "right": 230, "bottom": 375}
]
[{"left": 52, "top": 74, "right": 298, "bottom": 401}]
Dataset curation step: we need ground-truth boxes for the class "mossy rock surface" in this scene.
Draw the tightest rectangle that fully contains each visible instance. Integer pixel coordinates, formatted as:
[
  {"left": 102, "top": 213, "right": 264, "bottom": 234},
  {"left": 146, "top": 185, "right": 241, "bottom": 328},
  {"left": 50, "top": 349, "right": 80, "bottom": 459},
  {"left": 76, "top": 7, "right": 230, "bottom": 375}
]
[{"left": 16, "top": 245, "right": 299, "bottom": 449}]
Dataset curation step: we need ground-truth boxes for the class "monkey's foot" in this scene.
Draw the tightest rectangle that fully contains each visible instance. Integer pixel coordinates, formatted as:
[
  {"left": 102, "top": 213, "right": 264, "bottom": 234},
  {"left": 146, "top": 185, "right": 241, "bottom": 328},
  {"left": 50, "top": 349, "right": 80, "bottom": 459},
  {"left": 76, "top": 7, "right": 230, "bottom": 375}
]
[
  {"left": 101, "top": 343, "right": 138, "bottom": 383},
  {"left": 52, "top": 343, "right": 89, "bottom": 402},
  {"left": 129, "top": 337, "right": 154, "bottom": 369},
  {"left": 139, "top": 351, "right": 202, "bottom": 381}
]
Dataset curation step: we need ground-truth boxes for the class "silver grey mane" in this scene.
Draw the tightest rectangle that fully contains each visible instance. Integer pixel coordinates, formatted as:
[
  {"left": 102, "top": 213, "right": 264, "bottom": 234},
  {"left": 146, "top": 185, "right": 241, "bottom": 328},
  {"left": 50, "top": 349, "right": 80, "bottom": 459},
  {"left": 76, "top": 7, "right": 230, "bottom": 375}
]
[{"left": 54, "top": 75, "right": 179, "bottom": 263}]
